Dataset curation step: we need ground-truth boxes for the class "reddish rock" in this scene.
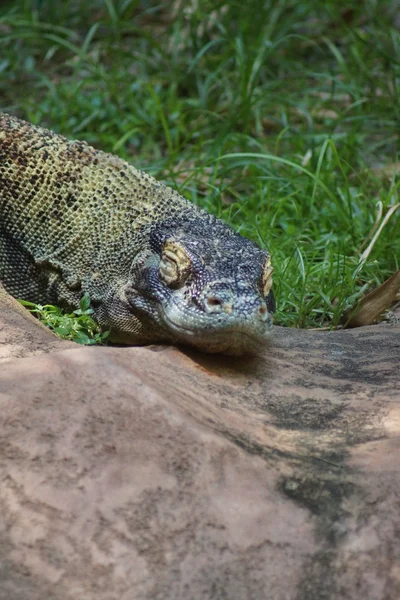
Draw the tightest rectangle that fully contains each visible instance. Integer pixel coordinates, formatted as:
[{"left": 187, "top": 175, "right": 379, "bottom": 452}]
[
  {"left": 0, "top": 298, "right": 399, "bottom": 599},
  {"left": 0, "top": 284, "right": 73, "bottom": 362}
]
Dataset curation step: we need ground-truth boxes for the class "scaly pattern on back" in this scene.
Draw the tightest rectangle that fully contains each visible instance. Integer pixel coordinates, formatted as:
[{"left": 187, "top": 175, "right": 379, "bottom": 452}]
[
  {"left": 0, "top": 113, "right": 197, "bottom": 305},
  {"left": 0, "top": 113, "right": 274, "bottom": 354}
]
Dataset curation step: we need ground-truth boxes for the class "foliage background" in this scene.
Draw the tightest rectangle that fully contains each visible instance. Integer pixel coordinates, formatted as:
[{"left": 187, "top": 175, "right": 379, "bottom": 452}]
[{"left": 1, "top": 0, "right": 399, "bottom": 328}]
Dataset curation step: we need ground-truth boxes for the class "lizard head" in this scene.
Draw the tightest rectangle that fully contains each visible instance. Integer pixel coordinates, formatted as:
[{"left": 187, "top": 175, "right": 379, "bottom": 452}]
[{"left": 103, "top": 216, "right": 275, "bottom": 355}]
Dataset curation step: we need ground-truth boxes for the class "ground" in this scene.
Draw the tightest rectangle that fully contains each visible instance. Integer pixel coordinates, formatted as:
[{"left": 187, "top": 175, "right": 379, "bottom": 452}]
[{"left": 1, "top": 292, "right": 400, "bottom": 599}]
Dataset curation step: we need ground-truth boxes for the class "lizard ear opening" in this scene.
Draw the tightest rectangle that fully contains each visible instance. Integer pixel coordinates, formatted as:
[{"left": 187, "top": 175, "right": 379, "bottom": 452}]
[{"left": 159, "top": 240, "right": 191, "bottom": 288}]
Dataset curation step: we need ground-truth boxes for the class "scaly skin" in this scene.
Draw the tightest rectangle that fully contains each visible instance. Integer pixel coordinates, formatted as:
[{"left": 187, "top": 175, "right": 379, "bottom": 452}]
[{"left": 0, "top": 113, "right": 275, "bottom": 354}]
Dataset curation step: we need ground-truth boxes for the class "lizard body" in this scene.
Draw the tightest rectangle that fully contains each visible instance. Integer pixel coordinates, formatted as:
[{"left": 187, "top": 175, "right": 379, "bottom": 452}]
[{"left": 0, "top": 113, "right": 274, "bottom": 354}]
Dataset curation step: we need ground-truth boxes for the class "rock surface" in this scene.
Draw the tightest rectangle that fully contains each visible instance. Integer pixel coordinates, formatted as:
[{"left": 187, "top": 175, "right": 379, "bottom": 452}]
[
  {"left": 0, "top": 283, "right": 74, "bottom": 362},
  {"left": 0, "top": 295, "right": 399, "bottom": 600}
]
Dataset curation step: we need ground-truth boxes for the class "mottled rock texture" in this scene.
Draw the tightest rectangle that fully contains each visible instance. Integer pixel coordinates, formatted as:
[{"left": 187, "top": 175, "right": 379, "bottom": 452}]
[{"left": 0, "top": 294, "right": 399, "bottom": 600}]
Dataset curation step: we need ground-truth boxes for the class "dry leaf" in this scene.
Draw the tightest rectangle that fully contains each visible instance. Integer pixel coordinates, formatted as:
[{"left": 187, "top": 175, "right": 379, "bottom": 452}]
[
  {"left": 357, "top": 200, "right": 383, "bottom": 254},
  {"left": 343, "top": 270, "right": 400, "bottom": 328},
  {"left": 358, "top": 202, "right": 400, "bottom": 266},
  {"left": 371, "top": 161, "right": 400, "bottom": 179},
  {"left": 302, "top": 149, "right": 312, "bottom": 167},
  {"left": 312, "top": 109, "right": 339, "bottom": 120}
]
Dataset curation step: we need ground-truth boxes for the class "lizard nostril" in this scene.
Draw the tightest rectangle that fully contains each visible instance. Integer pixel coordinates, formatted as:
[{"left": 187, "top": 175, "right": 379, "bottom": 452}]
[
  {"left": 204, "top": 293, "right": 233, "bottom": 314},
  {"left": 206, "top": 296, "right": 223, "bottom": 307},
  {"left": 258, "top": 303, "right": 269, "bottom": 321},
  {"left": 204, "top": 295, "right": 225, "bottom": 313}
]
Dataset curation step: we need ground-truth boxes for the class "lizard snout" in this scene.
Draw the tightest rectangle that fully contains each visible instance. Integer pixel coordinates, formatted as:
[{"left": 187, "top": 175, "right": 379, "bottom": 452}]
[{"left": 201, "top": 283, "right": 269, "bottom": 321}]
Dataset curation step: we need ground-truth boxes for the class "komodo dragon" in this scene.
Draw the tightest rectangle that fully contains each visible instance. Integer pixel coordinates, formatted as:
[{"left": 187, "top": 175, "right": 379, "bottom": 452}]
[{"left": 0, "top": 113, "right": 275, "bottom": 354}]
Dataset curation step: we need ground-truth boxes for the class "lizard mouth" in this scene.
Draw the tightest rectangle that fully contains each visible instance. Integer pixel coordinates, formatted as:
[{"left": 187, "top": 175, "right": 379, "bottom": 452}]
[{"left": 160, "top": 311, "right": 272, "bottom": 355}]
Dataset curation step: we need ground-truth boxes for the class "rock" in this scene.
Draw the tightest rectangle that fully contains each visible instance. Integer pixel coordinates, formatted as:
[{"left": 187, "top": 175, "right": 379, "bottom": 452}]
[
  {"left": 0, "top": 297, "right": 399, "bottom": 599},
  {"left": 0, "top": 283, "right": 73, "bottom": 362}
]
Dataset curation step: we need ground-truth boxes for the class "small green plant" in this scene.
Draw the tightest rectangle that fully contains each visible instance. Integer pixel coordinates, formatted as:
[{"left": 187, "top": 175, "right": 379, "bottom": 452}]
[{"left": 19, "top": 293, "right": 110, "bottom": 345}]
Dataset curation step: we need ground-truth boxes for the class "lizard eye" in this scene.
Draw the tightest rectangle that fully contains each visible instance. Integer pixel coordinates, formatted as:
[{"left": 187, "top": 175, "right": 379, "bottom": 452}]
[
  {"left": 159, "top": 253, "right": 179, "bottom": 285},
  {"left": 261, "top": 256, "right": 274, "bottom": 297},
  {"left": 159, "top": 241, "right": 191, "bottom": 287}
]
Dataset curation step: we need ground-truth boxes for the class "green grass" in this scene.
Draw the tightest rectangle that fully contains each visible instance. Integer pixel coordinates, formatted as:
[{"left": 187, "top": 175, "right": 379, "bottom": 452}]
[{"left": 1, "top": 0, "right": 400, "bottom": 335}]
